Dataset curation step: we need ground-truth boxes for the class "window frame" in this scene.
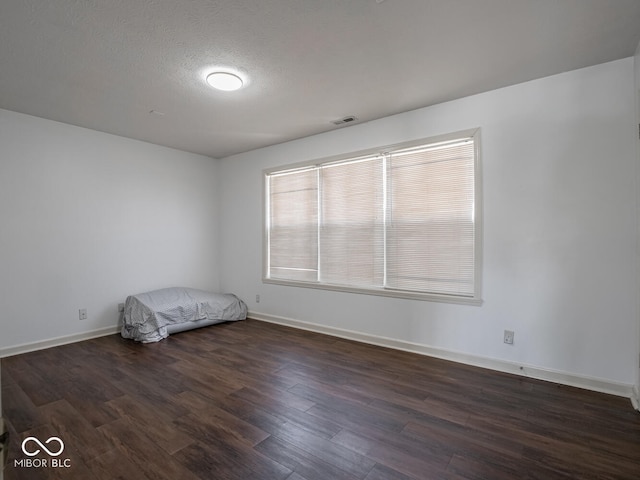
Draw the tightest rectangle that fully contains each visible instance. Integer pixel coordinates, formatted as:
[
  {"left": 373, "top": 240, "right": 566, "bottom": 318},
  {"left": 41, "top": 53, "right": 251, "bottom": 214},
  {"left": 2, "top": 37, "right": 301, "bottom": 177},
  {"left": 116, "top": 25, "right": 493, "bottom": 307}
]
[{"left": 263, "top": 128, "right": 483, "bottom": 305}]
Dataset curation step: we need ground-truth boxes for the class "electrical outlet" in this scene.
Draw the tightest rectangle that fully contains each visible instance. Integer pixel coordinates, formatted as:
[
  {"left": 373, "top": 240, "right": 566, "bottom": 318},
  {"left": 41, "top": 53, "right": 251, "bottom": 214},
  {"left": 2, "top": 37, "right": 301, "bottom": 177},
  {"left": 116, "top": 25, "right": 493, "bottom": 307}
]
[
  {"left": 504, "top": 330, "right": 514, "bottom": 345},
  {"left": 255, "top": 294, "right": 260, "bottom": 303},
  {"left": 79, "top": 308, "right": 88, "bottom": 320}
]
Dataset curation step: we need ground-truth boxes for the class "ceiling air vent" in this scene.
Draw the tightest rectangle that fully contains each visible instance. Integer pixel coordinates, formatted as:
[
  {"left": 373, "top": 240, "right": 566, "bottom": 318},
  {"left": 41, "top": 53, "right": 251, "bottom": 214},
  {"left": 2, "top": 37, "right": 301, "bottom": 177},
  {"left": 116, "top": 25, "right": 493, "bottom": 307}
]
[{"left": 332, "top": 115, "right": 358, "bottom": 126}]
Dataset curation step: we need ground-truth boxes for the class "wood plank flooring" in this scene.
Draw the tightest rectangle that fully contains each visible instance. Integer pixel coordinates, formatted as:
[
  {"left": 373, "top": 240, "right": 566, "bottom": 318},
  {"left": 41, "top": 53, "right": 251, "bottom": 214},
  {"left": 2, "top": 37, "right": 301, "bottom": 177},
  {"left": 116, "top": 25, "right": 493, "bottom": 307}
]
[{"left": 2, "top": 318, "right": 639, "bottom": 479}]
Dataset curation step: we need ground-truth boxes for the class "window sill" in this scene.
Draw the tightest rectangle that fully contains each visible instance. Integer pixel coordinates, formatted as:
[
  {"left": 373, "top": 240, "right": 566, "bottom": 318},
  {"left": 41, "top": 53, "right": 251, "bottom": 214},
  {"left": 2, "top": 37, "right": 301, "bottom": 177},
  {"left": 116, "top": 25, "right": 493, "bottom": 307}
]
[{"left": 262, "top": 278, "right": 483, "bottom": 306}]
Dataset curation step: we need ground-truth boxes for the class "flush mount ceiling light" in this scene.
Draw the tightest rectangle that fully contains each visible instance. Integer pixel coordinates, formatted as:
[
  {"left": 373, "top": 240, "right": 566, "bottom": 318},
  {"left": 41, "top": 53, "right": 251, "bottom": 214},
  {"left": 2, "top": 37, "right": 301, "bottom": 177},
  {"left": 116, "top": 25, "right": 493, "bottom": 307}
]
[{"left": 206, "top": 71, "right": 244, "bottom": 91}]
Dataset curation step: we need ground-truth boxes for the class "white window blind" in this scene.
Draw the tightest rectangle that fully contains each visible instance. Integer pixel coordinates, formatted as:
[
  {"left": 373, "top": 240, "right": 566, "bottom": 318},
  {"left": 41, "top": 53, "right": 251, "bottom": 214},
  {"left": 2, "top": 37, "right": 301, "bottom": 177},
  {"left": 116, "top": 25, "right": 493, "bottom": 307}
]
[
  {"left": 267, "top": 168, "right": 318, "bottom": 282},
  {"left": 264, "top": 130, "right": 481, "bottom": 303},
  {"left": 320, "top": 156, "right": 385, "bottom": 287},
  {"left": 386, "top": 141, "right": 476, "bottom": 296}
]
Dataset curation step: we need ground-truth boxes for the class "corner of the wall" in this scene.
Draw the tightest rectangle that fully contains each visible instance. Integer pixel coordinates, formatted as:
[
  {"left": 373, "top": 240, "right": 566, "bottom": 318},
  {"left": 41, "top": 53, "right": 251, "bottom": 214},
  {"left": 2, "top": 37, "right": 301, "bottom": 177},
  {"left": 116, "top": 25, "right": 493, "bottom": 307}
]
[{"left": 632, "top": 385, "right": 640, "bottom": 411}]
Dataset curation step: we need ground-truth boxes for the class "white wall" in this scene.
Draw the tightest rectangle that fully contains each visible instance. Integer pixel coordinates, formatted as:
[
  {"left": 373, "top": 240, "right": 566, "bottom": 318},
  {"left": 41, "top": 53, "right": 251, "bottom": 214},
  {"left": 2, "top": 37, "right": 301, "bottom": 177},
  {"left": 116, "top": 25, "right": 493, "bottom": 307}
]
[
  {"left": 218, "top": 58, "right": 638, "bottom": 389},
  {"left": 0, "top": 109, "right": 220, "bottom": 352}
]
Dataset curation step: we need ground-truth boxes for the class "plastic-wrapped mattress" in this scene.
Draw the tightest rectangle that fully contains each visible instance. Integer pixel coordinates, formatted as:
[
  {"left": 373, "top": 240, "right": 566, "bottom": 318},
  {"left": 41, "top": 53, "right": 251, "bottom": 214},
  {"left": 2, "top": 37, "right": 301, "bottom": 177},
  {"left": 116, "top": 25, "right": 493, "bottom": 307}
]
[{"left": 121, "top": 287, "right": 247, "bottom": 343}]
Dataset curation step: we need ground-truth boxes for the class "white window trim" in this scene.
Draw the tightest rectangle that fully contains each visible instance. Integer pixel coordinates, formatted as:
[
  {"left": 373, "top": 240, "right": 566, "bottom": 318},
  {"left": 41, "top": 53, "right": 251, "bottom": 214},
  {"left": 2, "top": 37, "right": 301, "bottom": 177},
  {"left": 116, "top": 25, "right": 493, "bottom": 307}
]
[{"left": 263, "top": 128, "right": 483, "bottom": 306}]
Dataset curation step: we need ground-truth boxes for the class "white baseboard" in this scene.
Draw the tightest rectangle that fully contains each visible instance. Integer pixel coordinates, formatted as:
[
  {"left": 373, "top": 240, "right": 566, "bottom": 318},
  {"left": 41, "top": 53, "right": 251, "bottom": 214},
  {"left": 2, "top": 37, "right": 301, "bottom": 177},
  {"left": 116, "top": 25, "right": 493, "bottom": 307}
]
[
  {"left": 0, "top": 326, "right": 120, "bottom": 358},
  {"left": 249, "top": 311, "right": 634, "bottom": 399}
]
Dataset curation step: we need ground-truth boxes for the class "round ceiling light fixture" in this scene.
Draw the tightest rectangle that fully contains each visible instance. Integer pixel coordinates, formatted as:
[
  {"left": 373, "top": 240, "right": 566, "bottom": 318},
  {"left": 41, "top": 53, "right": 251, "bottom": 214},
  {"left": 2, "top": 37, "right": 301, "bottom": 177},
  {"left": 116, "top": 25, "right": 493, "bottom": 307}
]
[{"left": 206, "top": 71, "right": 244, "bottom": 91}]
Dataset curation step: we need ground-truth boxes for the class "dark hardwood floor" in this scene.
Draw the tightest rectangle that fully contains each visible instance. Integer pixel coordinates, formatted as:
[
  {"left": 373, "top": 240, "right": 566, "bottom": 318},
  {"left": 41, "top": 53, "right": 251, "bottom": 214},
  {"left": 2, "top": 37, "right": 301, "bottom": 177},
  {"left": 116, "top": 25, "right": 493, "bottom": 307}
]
[{"left": 2, "top": 318, "right": 639, "bottom": 479}]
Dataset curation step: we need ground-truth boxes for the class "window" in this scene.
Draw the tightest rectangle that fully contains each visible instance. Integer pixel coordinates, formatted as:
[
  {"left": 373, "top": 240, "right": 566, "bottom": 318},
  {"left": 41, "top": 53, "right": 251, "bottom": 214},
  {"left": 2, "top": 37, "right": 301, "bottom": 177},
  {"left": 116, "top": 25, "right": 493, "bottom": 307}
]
[{"left": 264, "top": 129, "right": 481, "bottom": 304}]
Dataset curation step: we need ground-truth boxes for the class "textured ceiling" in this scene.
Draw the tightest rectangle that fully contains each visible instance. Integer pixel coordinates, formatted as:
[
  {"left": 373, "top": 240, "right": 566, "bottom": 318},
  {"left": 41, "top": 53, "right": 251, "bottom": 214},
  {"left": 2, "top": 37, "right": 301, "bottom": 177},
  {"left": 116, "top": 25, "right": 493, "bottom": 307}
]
[{"left": 1, "top": 0, "right": 640, "bottom": 159}]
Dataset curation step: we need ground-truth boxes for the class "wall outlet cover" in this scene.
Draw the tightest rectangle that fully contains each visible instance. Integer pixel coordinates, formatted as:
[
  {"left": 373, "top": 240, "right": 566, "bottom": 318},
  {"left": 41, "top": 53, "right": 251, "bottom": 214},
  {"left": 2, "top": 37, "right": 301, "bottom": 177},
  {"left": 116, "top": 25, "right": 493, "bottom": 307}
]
[{"left": 504, "top": 330, "right": 514, "bottom": 345}]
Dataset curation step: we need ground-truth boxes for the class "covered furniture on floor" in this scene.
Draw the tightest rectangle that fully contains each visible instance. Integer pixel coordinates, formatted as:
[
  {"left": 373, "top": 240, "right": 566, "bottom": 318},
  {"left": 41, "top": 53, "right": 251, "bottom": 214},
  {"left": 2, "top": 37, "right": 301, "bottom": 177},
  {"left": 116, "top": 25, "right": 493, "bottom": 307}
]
[{"left": 121, "top": 287, "right": 247, "bottom": 343}]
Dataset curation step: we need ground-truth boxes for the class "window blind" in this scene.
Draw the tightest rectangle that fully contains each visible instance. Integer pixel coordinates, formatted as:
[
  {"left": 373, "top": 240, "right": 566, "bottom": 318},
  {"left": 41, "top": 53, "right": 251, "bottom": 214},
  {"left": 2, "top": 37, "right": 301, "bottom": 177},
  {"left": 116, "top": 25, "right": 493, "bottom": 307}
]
[
  {"left": 267, "top": 168, "right": 318, "bottom": 282},
  {"left": 386, "top": 141, "right": 475, "bottom": 296},
  {"left": 265, "top": 130, "right": 480, "bottom": 302},
  {"left": 320, "top": 156, "right": 385, "bottom": 287}
]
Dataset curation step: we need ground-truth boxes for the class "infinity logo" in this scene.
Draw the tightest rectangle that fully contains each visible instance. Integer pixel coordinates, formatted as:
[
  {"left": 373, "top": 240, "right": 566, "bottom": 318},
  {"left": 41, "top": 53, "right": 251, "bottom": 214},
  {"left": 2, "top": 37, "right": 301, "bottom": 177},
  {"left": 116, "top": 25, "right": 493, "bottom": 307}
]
[{"left": 21, "top": 437, "right": 65, "bottom": 457}]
